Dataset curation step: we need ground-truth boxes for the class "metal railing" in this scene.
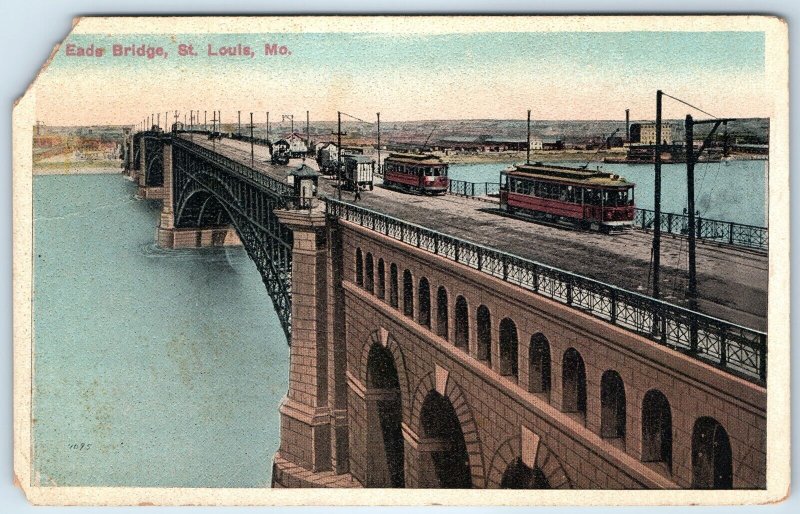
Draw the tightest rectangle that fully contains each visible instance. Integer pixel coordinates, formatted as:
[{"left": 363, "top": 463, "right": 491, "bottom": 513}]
[
  {"left": 173, "top": 136, "right": 294, "bottom": 198},
  {"left": 325, "top": 198, "right": 767, "bottom": 384},
  {"left": 634, "top": 208, "right": 768, "bottom": 251},
  {"left": 448, "top": 179, "right": 501, "bottom": 197},
  {"left": 444, "top": 178, "right": 768, "bottom": 252}
]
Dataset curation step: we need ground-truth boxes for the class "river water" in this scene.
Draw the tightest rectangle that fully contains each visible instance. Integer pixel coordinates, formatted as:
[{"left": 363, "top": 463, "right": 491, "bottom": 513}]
[
  {"left": 32, "top": 173, "right": 288, "bottom": 487},
  {"left": 449, "top": 159, "right": 768, "bottom": 227}
]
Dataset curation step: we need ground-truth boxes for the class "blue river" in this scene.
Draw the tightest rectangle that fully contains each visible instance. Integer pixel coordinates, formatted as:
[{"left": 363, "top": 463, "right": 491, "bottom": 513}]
[{"left": 32, "top": 173, "right": 288, "bottom": 487}]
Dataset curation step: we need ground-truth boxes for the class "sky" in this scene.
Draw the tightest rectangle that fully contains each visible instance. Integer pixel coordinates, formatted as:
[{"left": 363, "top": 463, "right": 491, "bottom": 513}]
[{"left": 33, "top": 30, "right": 769, "bottom": 126}]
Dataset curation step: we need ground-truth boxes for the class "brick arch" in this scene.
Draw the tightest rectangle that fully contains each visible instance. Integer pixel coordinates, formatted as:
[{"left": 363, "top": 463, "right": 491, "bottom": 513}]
[
  {"left": 359, "top": 329, "right": 412, "bottom": 417},
  {"left": 486, "top": 435, "right": 572, "bottom": 489},
  {"left": 410, "top": 372, "right": 486, "bottom": 488}
]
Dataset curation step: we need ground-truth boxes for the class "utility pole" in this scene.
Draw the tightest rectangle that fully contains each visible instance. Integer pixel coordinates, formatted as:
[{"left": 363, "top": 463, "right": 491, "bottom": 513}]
[
  {"left": 652, "top": 90, "right": 663, "bottom": 303},
  {"left": 332, "top": 111, "right": 348, "bottom": 200},
  {"left": 204, "top": 111, "right": 207, "bottom": 131},
  {"left": 376, "top": 112, "right": 381, "bottom": 175},
  {"left": 250, "top": 112, "right": 255, "bottom": 168},
  {"left": 157, "top": 113, "right": 160, "bottom": 130},
  {"left": 238, "top": 110, "right": 241, "bottom": 136},
  {"left": 266, "top": 112, "right": 270, "bottom": 142},
  {"left": 526, "top": 109, "right": 531, "bottom": 164},
  {"left": 306, "top": 110, "right": 310, "bottom": 156},
  {"left": 174, "top": 111, "right": 179, "bottom": 133},
  {"left": 686, "top": 115, "right": 697, "bottom": 314}
]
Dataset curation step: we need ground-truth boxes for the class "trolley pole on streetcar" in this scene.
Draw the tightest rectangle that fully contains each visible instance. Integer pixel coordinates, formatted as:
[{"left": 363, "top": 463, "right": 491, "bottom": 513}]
[
  {"left": 306, "top": 111, "right": 310, "bottom": 157},
  {"left": 526, "top": 109, "right": 531, "bottom": 165}
]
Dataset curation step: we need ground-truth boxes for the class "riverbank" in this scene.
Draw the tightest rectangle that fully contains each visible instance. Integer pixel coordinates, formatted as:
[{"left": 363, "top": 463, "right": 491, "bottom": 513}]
[
  {"left": 33, "top": 160, "right": 122, "bottom": 175},
  {"left": 440, "top": 150, "right": 767, "bottom": 165}
]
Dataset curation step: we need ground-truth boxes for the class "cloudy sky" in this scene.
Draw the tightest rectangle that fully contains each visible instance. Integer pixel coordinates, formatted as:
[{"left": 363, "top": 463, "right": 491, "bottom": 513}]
[{"left": 34, "top": 23, "right": 770, "bottom": 126}]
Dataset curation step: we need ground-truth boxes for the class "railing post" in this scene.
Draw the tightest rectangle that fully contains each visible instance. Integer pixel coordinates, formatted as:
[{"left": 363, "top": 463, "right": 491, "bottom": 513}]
[
  {"left": 610, "top": 288, "right": 617, "bottom": 323},
  {"left": 696, "top": 217, "right": 703, "bottom": 240},
  {"left": 455, "top": 239, "right": 460, "bottom": 263},
  {"left": 719, "top": 331, "right": 727, "bottom": 367},
  {"left": 532, "top": 265, "right": 539, "bottom": 292},
  {"left": 566, "top": 277, "right": 573, "bottom": 305},
  {"left": 477, "top": 247, "right": 483, "bottom": 271},
  {"left": 690, "top": 312, "right": 699, "bottom": 354},
  {"left": 434, "top": 233, "right": 439, "bottom": 255},
  {"left": 502, "top": 254, "right": 508, "bottom": 280},
  {"left": 729, "top": 221, "right": 735, "bottom": 245},
  {"left": 471, "top": 182, "right": 475, "bottom": 197},
  {"left": 416, "top": 226, "right": 422, "bottom": 247},
  {"left": 667, "top": 212, "right": 673, "bottom": 234},
  {"left": 759, "top": 334, "right": 767, "bottom": 381}
]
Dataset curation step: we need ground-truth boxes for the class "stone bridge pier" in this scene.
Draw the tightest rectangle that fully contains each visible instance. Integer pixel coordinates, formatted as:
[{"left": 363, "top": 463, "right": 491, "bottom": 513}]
[{"left": 154, "top": 138, "right": 241, "bottom": 249}]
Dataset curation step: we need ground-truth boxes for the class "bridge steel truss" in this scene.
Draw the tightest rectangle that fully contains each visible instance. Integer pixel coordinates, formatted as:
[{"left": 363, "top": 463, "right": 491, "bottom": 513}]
[
  {"left": 326, "top": 198, "right": 767, "bottom": 384},
  {"left": 170, "top": 135, "right": 296, "bottom": 342},
  {"left": 131, "top": 133, "right": 142, "bottom": 171},
  {"left": 142, "top": 133, "right": 166, "bottom": 187}
]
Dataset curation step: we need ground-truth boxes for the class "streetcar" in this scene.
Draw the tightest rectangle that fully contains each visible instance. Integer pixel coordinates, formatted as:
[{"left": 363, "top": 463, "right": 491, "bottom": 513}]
[
  {"left": 499, "top": 163, "right": 635, "bottom": 232},
  {"left": 343, "top": 154, "right": 375, "bottom": 191},
  {"left": 382, "top": 153, "right": 449, "bottom": 195}
]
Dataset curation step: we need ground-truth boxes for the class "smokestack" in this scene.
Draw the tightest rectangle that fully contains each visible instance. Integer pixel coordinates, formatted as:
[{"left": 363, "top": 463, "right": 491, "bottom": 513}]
[{"left": 625, "top": 109, "right": 630, "bottom": 142}]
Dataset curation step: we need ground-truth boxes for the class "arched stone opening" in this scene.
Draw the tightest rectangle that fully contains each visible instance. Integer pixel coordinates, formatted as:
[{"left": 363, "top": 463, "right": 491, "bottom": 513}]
[
  {"left": 402, "top": 269, "right": 414, "bottom": 318},
  {"left": 356, "top": 248, "right": 364, "bottom": 286},
  {"left": 500, "top": 458, "right": 551, "bottom": 489},
  {"left": 454, "top": 296, "right": 469, "bottom": 351},
  {"left": 692, "top": 417, "right": 733, "bottom": 489},
  {"left": 418, "top": 391, "right": 472, "bottom": 488},
  {"left": 365, "top": 343, "right": 405, "bottom": 488},
  {"left": 377, "top": 258, "right": 386, "bottom": 299},
  {"left": 561, "top": 348, "right": 587, "bottom": 421},
  {"left": 642, "top": 389, "right": 673, "bottom": 473},
  {"left": 600, "top": 370, "right": 626, "bottom": 441},
  {"left": 477, "top": 305, "right": 492, "bottom": 365},
  {"left": 499, "top": 318, "right": 519, "bottom": 381},
  {"left": 436, "top": 287, "right": 449, "bottom": 339},
  {"left": 365, "top": 252, "right": 374, "bottom": 293},
  {"left": 389, "top": 263, "right": 399, "bottom": 308},
  {"left": 418, "top": 277, "right": 431, "bottom": 328},
  {"left": 529, "top": 334, "right": 551, "bottom": 397}
]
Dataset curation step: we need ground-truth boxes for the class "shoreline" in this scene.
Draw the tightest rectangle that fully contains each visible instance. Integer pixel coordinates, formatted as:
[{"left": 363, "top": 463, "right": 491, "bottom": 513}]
[
  {"left": 33, "top": 160, "right": 123, "bottom": 176},
  {"left": 439, "top": 151, "right": 767, "bottom": 165}
]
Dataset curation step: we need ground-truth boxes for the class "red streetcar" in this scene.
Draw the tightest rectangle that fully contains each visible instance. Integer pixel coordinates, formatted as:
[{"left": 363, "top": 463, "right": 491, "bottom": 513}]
[
  {"left": 500, "top": 163, "right": 635, "bottom": 232},
  {"left": 382, "top": 153, "right": 449, "bottom": 195}
]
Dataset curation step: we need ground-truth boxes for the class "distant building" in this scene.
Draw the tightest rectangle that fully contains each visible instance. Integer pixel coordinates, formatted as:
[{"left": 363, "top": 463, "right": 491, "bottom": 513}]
[
  {"left": 631, "top": 122, "right": 673, "bottom": 145},
  {"left": 541, "top": 138, "right": 564, "bottom": 150},
  {"left": 276, "top": 133, "right": 309, "bottom": 158}
]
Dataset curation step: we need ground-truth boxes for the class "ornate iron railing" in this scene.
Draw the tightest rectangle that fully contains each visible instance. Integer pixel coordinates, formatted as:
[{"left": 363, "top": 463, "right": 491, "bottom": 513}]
[
  {"left": 444, "top": 178, "right": 768, "bottom": 251},
  {"left": 634, "top": 208, "right": 768, "bottom": 251},
  {"left": 448, "top": 179, "right": 500, "bottom": 197},
  {"left": 325, "top": 198, "right": 767, "bottom": 384}
]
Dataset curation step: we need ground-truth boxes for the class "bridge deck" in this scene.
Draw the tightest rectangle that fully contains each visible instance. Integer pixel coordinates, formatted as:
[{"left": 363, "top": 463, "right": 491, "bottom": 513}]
[{"left": 180, "top": 134, "right": 768, "bottom": 331}]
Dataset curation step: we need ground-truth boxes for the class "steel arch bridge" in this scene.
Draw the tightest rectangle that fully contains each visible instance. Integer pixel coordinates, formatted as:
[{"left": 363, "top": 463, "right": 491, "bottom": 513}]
[{"left": 141, "top": 132, "right": 297, "bottom": 343}]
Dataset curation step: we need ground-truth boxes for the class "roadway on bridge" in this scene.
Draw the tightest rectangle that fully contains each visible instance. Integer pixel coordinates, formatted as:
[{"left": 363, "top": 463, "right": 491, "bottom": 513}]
[{"left": 180, "top": 134, "right": 768, "bottom": 332}]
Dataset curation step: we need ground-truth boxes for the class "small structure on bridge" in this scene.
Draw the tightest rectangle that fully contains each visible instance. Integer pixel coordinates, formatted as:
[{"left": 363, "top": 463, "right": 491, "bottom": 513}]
[{"left": 287, "top": 164, "right": 321, "bottom": 208}]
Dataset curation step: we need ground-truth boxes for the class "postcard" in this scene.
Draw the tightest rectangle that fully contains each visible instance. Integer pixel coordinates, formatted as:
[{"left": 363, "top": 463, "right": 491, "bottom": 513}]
[{"left": 12, "top": 15, "right": 789, "bottom": 506}]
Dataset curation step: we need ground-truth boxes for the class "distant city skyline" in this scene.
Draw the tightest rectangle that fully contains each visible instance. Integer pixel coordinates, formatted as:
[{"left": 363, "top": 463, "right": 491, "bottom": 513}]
[{"left": 34, "top": 28, "right": 769, "bottom": 126}]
